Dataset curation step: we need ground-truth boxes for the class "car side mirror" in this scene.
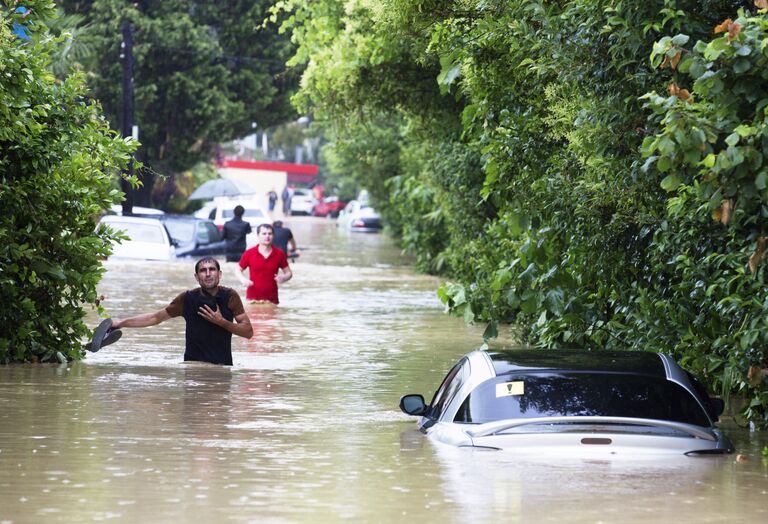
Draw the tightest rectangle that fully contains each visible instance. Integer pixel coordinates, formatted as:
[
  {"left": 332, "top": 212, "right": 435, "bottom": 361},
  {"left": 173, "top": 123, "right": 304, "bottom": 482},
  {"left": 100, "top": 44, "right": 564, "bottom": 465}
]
[{"left": 399, "top": 394, "right": 427, "bottom": 416}]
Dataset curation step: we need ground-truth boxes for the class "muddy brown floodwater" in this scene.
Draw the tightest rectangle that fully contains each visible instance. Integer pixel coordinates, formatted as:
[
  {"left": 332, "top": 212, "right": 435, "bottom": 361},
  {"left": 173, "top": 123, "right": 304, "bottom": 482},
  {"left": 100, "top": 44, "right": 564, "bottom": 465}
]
[{"left": 1, "top": 217, "right": 766, "bottom": 523}]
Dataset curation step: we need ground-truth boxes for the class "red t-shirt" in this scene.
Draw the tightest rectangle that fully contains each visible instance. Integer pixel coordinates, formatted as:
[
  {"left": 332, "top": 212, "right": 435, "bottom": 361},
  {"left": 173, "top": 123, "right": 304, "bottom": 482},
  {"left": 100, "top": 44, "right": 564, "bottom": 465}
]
[{"left": 239, "top": 246, "right": 288, "bottom": 303}]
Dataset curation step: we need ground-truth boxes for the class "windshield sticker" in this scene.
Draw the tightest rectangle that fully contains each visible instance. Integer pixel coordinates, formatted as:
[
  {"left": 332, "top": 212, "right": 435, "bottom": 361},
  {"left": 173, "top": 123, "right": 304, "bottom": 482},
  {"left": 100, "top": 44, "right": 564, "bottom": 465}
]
[{"left": 496, "top": 381, "right": 524, "bottom": 397}]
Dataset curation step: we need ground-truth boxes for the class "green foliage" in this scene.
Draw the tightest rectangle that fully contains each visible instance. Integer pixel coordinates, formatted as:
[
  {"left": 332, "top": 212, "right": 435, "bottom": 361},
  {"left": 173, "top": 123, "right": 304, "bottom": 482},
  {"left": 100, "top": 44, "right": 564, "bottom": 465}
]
[
  {"left": 61, "top": 0, "right": 297, "bottom": 206},
  {"left": 281, "top": 0, "right": 768, "bottom": 423},
  {"left": 0, "top": 1, "right": 135, "bottom": 363},
  {"left": 639, "top": 10, "right": 768, "bottom": 422}
]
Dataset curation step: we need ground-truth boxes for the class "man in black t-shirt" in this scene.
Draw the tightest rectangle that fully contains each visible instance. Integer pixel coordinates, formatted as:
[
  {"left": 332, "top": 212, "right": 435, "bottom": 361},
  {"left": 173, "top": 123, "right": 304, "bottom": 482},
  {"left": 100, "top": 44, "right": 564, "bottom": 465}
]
[
  {"left": 111, "top": 258, "right": 253, "bottom": 365},
  {"left": 272, "top": 220, "right": 297, "bottom": 258}
]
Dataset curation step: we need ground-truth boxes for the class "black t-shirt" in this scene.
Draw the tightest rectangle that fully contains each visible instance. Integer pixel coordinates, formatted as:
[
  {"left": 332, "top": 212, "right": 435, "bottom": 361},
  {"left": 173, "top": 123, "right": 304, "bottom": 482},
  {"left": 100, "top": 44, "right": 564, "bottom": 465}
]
[
  {"left": 272, "top": 226, "right": 293, "bottom": 253},
  {"left": 166, "top": 286, "right": 245, "bottom": 366}
]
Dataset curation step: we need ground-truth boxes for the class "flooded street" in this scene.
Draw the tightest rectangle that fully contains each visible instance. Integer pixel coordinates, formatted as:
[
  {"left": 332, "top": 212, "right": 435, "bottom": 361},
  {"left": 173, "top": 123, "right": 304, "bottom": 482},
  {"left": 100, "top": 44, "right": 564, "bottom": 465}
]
[{"left": 1, "top": 218, "right": 767, "bottom": 523}]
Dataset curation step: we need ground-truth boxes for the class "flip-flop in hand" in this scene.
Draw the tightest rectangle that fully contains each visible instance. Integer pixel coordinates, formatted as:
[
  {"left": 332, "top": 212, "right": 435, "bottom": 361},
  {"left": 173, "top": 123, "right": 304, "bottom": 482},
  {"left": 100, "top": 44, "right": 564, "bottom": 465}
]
[{"left": 85, "top": 318, "right": 123, "bottom": 352}]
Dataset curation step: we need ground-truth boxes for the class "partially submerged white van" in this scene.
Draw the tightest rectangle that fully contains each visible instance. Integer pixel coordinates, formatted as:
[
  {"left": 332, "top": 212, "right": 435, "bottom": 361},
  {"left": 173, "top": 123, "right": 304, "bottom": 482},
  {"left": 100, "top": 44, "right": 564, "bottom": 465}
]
[{"left": 193, "top": 196, "right": 271, "bottom": 230}]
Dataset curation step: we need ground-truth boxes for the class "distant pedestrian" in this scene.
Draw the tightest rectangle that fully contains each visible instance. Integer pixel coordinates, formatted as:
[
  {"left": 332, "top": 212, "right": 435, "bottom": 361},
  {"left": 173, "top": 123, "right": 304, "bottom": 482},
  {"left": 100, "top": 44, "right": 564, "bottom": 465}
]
[
  {"left": 312, "top": 183, "right": 324, "bottom": 201},
  {"left": 222, "top": 205, "right": 252, "bottom": 263},
  {"left": 267, "top": 190, "right": 278, "bottom": 212},
  {"left": 272, "top": 220, "right": 297, "bottom": 258},
  {"left": 281, "top": 185, "right": 292, "bottom": 215}
]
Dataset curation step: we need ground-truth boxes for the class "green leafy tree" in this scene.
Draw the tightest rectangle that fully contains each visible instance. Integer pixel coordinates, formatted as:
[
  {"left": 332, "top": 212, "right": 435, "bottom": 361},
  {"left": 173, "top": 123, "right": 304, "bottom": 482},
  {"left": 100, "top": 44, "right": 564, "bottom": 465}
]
[
  {"left": 279, "top": 0, "right": 768, "bottom": 422},
  {"left": 61, "top": 0, "right": 298, "bottom": 207},
  {"left": 640, "top": 9, "right": 768, "bottom": 419},
  {"left": 0, "top": 0, "right": 135, "bottom": 363}
]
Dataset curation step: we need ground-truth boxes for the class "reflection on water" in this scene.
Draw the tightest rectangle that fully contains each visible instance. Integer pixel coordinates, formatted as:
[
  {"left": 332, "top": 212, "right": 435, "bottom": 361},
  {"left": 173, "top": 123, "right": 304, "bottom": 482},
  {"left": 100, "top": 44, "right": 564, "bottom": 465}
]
[{"left": 1, "top": 218, "right": 767, "bottom": 523}]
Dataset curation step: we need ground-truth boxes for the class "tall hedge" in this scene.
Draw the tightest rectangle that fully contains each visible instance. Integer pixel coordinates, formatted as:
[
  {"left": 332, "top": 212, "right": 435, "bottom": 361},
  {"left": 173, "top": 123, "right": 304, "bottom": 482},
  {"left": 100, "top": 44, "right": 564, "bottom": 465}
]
[
  {"left": 280, "top": 0, "right": 768, "bottom": 423},
  {"left": 0, "top": 1, "right": 134, "bottom": 363}
]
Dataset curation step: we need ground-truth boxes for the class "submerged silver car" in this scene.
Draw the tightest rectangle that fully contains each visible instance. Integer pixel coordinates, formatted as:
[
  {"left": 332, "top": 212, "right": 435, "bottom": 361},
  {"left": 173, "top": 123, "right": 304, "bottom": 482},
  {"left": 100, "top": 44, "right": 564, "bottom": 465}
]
[{"left": 400, "top": 350, "right": 733, "bottom": 456}]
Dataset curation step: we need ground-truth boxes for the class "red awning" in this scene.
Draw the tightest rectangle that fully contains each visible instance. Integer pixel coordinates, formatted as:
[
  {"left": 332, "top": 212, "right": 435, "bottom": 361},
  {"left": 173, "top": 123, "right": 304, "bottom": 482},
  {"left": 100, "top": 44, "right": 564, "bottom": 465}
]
[{"left": 220, "top": 160, "right": 318, "bottom": 175}]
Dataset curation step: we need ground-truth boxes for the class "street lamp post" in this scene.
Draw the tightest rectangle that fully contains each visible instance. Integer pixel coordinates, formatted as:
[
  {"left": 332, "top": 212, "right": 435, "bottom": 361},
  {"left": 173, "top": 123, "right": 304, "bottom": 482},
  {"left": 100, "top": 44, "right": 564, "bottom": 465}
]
[{"left": 120, "top": 20, "right": 135, "bottom": 214}]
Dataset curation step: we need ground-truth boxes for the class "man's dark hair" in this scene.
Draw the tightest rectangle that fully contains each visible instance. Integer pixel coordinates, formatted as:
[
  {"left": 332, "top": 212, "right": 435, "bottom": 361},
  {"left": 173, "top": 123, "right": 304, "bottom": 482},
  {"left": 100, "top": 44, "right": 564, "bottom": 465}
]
[
  {"left": 273, "top": 220, "right": 283, "bottom": 228},
  {"left": 233, "top": 205, "right": 245, "bottom": 218},
  {"left": 257, "top": 223, "right": 273, "bottom": 234},
  {"left": 195, "top": 257, "right": 221, "bottom": 273}
]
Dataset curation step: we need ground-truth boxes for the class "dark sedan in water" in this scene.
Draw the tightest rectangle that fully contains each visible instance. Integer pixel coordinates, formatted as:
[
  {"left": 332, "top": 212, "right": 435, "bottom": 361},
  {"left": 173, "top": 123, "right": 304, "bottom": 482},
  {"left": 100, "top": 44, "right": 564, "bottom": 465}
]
[
  {"left": 400, "top": 349, "right": 733, "bottom": 456},
  {"left": 159, "top": 215, "right": 228, "bottom": 258}
]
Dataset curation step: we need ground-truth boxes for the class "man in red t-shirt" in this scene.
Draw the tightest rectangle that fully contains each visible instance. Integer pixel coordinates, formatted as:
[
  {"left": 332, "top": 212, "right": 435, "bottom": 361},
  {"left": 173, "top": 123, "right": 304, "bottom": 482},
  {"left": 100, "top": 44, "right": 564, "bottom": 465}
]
[{"left": 237, "top": 223, "right": 293, "bottom": 304}]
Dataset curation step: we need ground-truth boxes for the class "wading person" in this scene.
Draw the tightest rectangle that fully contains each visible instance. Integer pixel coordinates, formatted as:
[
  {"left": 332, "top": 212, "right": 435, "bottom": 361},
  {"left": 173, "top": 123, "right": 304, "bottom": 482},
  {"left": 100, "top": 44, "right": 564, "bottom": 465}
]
[
  {"left": 237, "top": 223, "right": 292, "bottom": 304},
  {"left": 267, "top": 189, "right": 278, "bottom": 212},
  {"left": 272, "top": 220, "right": 297, "bottom": 259},
  {"left": 222, "top": 205, "right": 252, "bottom": 263},
  {"left": 281, "top": 185, "right": 292, "bottom": 215},
  {"left": 111, "top": 258, "right": 253, "bottom": 365}
]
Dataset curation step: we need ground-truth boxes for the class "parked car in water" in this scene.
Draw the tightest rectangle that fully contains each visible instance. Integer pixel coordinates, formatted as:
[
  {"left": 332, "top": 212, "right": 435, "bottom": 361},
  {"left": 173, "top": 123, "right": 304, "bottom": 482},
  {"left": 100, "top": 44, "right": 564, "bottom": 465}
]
[
  {"left": 98, "top": 215, "right": 175, "bottom": 261},
  {"left": 158, "top": 215, "right": 227, "bottom": 258},
  {"left": 194, "top": 196, "right": 271, "bottom": 230},
  {"left": 399, "top": 349, "right": 733, "bottom": 456},
  {"left": 290, "top": 188, "right": 317, "bottom": 216},
  {"left": 336, "top": 200, "right": 383, "bottom": 232},
  {"left": 312, "top": 196, "right": 347, "bottom": 217}
]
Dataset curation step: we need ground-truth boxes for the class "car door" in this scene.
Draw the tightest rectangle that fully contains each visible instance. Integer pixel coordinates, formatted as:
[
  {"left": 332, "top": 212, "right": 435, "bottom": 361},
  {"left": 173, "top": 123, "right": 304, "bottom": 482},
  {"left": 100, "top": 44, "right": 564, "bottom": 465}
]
[{"left": 194, "top": 220, "right": 227, "bottom": 256}]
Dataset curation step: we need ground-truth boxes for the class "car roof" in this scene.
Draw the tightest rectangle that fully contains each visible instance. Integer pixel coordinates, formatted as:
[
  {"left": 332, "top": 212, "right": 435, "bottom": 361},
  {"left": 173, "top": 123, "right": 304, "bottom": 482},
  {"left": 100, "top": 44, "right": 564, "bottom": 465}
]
[
  {"left": 211, "top": 196, "right": 261, "bottom": 204},
  {"left": 109, "top": 204, "right": 164, "bottom": 215},
  {"left": 100, "top": 214, "right": 164, "bottom": 225},
  {"left": 158, "top": 214, "right": 208, "bottom": 221},
  {"left": 485, "top": 349, "right": 667, "bottom": 378},
  {"left": 114, "top": 213, "right": 208, "bottom": 223}
]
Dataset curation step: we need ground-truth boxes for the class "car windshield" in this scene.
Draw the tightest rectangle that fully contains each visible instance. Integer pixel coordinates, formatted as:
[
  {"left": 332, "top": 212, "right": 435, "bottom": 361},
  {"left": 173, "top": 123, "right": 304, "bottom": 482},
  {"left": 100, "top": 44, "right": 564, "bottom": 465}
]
[
  {"left": 162, "top": 220, "right": 195, "bottom": 243},
  {"left": 454, "top": 372, "right": 710, "bottom": 427}
]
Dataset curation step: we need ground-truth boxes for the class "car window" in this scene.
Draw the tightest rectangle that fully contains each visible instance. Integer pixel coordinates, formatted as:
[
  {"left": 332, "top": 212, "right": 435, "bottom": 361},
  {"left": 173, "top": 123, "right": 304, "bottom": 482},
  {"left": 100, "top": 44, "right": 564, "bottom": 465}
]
[
  {"left": 454, "top": 373, "right": 711, "bottom": 426},
  {"left": 204, "top": 222, "right": 221, "bottom": 242},
  {"left": 163, "top": 220, "right": 195, "bottom": 243},
  {"left": 427, "top": 357, "right": 470, "bottom": 420},
  {"left": 114, "top": 222, "right": 166, "bottom": 244},
  {"left": 196, "top": 223, "right": 210, "bottom": 243},
  {"left": 208, "top": 208, "right": 216, "bottom": 220}
]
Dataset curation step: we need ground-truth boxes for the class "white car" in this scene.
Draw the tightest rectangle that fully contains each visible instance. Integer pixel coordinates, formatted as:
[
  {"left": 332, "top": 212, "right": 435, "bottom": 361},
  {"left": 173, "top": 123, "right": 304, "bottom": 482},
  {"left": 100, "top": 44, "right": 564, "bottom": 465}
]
[
  {"left": 289, "top": 188, "right": 317, "bottom": 216},
  {"left": 400, "top": 349, "right": 733, "bottom": 456},
  {"left": 194, "top": 196, "right": 271, "bottom": 230},
  {"left": 109, "top": 204, "right": 165, "bottom": 215},
  {"left": 336, "top": 200, "right": 383, "bottom": 232},
  {"left": 98, "top": 215, "right": 175, "bottom": 261}
]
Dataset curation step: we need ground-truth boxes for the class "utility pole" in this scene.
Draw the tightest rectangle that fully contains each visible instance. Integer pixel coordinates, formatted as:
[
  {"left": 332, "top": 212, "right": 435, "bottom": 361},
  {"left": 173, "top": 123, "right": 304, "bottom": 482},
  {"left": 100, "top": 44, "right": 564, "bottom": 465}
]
[{"left": 120, "top": 20, "right": 135, "bottom": 214}]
